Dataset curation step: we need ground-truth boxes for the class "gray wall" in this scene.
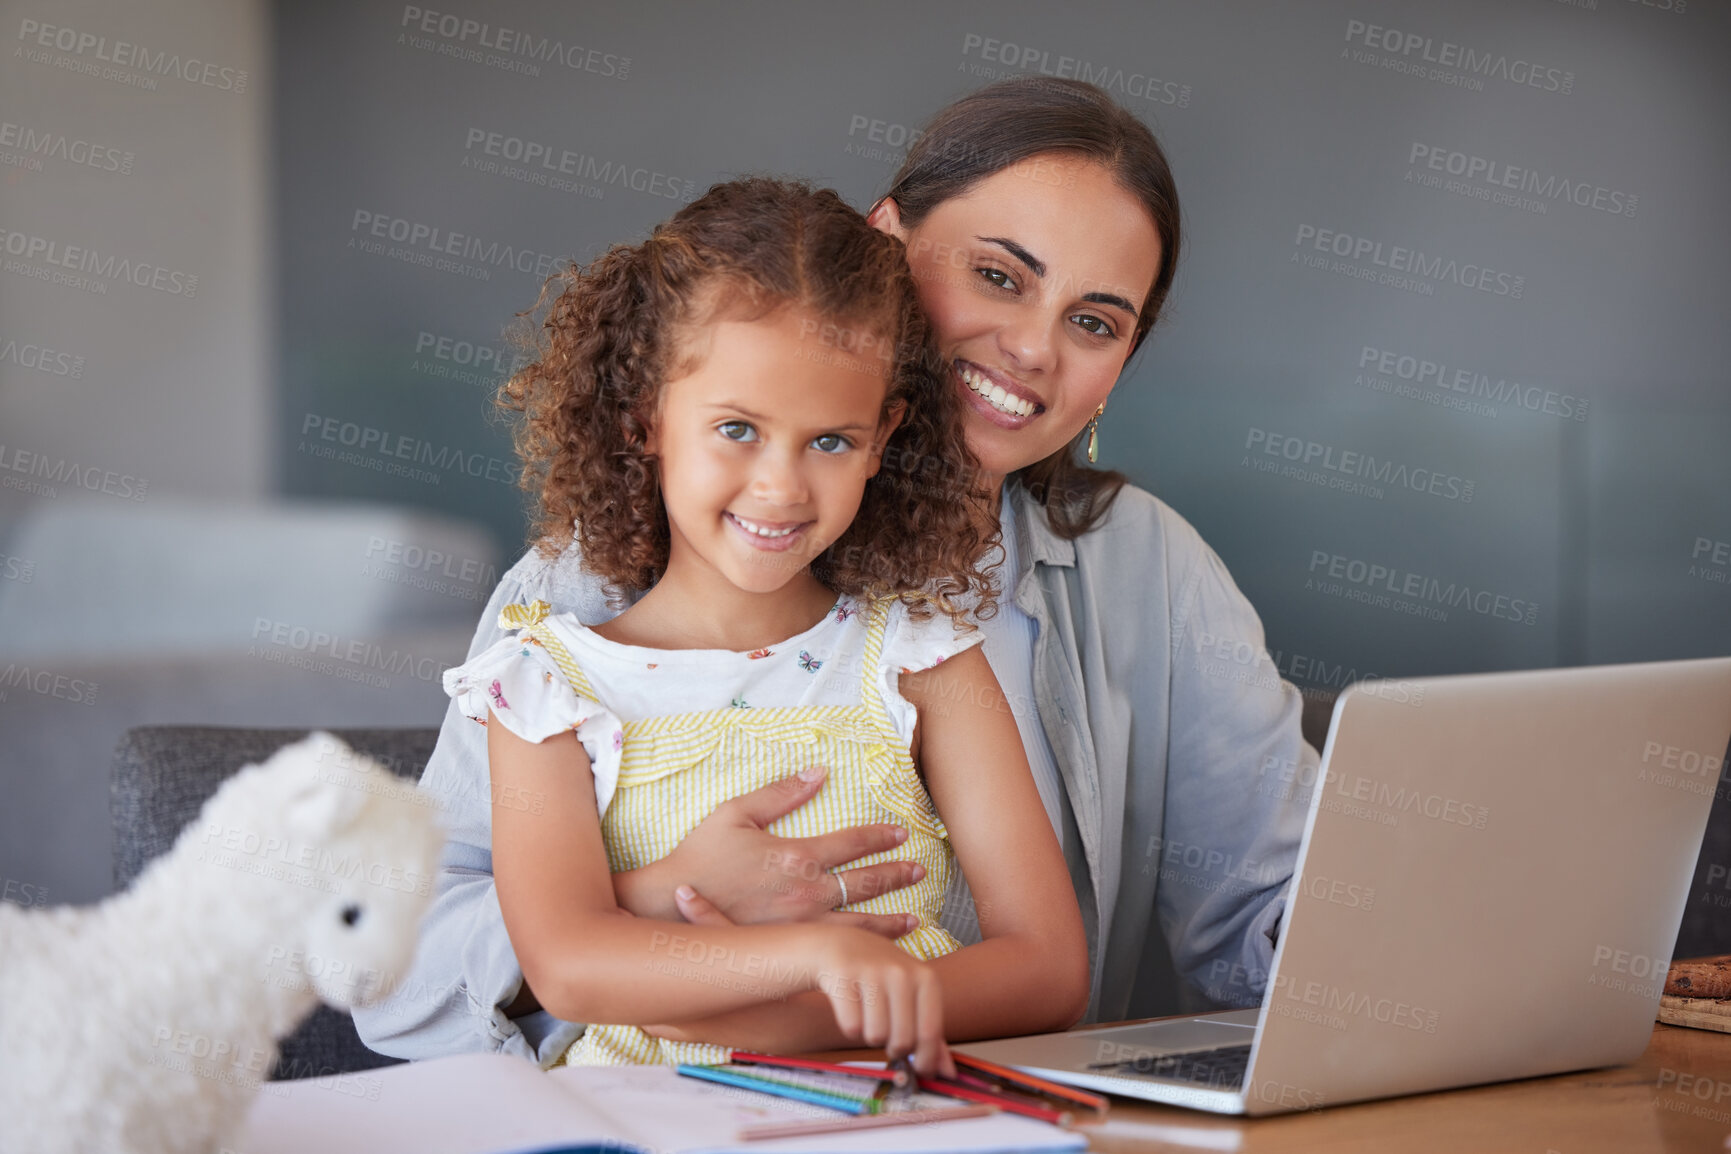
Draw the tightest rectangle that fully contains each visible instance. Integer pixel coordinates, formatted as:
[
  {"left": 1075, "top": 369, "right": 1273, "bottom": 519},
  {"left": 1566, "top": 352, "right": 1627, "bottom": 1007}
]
[
  {"left": 0, "top": 0, "right": 273, "bottom": 508},
  {"left": 274, "top": 0, "right": 1730, "bottom": 686},
  {"left": 0, "top": 0, "right": 491, "bottom": 908}
]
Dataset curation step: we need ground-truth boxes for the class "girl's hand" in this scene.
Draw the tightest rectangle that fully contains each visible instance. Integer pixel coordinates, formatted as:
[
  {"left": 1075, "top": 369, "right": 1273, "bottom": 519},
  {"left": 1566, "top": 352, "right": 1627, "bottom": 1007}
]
[
  {"left": 811, "top": 926, "right": 953, "bottom": 1078},
  {"left": 612, "top": 766, "right": 925, "bottom": 934},
  {"left": 663, "top": 887, "right": 952, "bottom": 1076}
]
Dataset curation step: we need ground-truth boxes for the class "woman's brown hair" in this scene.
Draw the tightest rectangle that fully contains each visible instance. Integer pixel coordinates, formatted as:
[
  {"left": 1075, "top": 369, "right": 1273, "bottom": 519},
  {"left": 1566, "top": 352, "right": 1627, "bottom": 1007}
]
[
  {"left": 499, "top": 176, "right": 997, "bottom": 619},
  {"left": 879, "top": 76, "right": 1182, "bottom": 540}
]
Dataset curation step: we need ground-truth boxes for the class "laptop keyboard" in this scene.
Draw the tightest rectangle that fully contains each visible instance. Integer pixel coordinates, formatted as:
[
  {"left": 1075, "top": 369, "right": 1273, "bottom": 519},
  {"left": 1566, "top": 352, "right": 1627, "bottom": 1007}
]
[{"left": 1087, "top": 1042, "right": 1253, "bottom": 1089}]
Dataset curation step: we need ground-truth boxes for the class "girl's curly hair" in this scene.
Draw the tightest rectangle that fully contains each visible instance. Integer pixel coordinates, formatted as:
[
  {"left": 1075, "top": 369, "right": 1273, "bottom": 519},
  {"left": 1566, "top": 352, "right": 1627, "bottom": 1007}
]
[{"left": 498, "top": 176, "right": 998, "bottom": 622}]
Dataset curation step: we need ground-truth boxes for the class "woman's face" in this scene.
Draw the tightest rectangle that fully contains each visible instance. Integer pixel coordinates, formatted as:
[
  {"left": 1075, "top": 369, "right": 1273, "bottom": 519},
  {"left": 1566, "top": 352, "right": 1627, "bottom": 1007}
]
[{"left": 870, "top": 153, "right": 1162, "bottom": 487}]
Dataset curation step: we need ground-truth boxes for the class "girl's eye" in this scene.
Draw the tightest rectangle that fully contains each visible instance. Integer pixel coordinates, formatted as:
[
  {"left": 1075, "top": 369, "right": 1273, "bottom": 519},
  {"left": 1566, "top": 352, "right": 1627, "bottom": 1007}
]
[
  {"left": 1072, "top": 314, "right": 1117, "bottom": 339},
  {"left": 717, "top": 421, "right": 757, "bottom": 442},
  {"left": 812, "top": 433, "right": 851, "bottom": 454},
  {"left": 976, "top": 267, "right": 1016, "bottom": 292}
]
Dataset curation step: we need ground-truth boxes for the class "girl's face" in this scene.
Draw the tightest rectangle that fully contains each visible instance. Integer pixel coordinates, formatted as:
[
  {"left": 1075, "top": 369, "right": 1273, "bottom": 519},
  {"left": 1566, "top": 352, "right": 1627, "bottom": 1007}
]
[
  {"left": 870, "top": 153, "right": 1162, "bottom": 486},
  {"left": 645, "top": 306, "right": 901, "bottom": 596}
]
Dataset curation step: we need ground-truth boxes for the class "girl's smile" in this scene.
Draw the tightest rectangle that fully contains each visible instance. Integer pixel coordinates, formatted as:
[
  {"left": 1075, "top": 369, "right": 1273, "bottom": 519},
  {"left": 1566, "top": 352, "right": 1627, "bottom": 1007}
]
[{"left": 723, "top": 510, "right": 811, "bottom": 551}]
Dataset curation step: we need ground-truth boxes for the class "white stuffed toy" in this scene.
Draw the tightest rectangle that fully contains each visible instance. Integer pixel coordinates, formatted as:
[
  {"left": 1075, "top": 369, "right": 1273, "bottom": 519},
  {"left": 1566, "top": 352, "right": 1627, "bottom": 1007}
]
[{"left": 0, "top": 732, "right": 446, "bottom": 1154}]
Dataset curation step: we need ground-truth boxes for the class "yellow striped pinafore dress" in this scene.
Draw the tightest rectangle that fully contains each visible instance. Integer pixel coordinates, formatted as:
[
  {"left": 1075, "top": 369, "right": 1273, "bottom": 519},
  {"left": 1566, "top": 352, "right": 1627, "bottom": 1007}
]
[{"left": 498, "top": 596, "right": 963, "bottom": 1066}]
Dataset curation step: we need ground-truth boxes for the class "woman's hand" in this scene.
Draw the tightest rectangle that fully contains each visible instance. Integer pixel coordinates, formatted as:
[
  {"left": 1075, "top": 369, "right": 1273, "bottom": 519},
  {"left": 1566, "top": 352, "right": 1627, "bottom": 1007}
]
[{"left": 611, "top": 765, "right": 925, "bottom": 937}]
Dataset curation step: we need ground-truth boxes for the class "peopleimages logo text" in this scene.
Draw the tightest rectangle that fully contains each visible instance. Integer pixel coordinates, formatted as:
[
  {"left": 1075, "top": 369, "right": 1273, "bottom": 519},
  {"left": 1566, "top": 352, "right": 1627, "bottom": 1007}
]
[
  {"left": 1309, "top": 550, "right": 1539, "bottom": 625},
  {"left": 1408, "top": 144, "right": 1635, "bottom": 218},
  {"left": 462, "top": 129, "right": 693, "bottom": 200},
  {"left": 350, "top": 210, "right": 563, "bottom": 279},
  {"left": 1358, "top": 346, "right": 1587, "bottom": 421},
  {"left": 399, "top": 6, "right": 628, "bottom": 78},
  {"left": 1246, "top": 428, "right": 1474, "bottom": 503},
  {"left": 0, "top": 120, "right": 133, "bottom": 173},
  {"left": 1294, "top": 225, "right": 1523, "bottom": 298},
  {"left": 300, "top": 412, "right": 521, "bottom": 487},
  {"left": 0, "top": 226, "right": 198, "bottom": 296},
  {"left": 1343, "top": 19, "right": 1573, "bottom": 94},
  {"left": 16, "top": 18, "right": 249, "bottom": 91},
  {"left": 960, "top": 33, "right": 1190, "bottom": 107}
]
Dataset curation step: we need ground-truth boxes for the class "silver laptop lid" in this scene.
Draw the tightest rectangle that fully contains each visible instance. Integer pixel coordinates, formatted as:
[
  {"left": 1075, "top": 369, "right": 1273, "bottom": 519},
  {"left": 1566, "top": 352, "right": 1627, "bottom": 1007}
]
[{"left": 1243, "top": 656, "right": 1731, "bottom": 1114}]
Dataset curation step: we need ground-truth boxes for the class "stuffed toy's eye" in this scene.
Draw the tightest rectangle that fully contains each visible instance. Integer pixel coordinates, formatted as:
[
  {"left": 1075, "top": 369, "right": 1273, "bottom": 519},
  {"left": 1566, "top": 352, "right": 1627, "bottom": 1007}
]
[{"left": 340, "top": 903, "right": 363, "bottom": 927}]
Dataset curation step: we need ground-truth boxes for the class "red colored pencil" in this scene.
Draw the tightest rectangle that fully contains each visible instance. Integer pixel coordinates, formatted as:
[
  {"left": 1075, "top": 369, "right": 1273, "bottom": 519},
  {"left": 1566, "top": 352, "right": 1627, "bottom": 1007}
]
[
  {"left": 916, "top": 1074, "right": 1074, "bottom": 1126},
  {"left": 728, "top": 1050, "right": 908, "bottom": 1086},
  {"left": 953, "top": 1050, "right": 1109, "bottom": 1113}
]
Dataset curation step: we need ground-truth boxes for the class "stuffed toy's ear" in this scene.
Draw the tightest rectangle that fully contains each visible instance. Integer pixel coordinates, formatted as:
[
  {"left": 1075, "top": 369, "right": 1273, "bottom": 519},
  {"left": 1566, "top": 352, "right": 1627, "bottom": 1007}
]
[{"left": 277, "top": 732, "right": 370, "bottom": 840}]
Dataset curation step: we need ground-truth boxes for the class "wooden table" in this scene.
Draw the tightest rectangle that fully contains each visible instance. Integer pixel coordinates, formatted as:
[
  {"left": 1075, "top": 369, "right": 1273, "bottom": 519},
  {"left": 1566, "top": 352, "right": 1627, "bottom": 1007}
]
[{"left": 839, "top": 1020, "right": 1731, "bottom": 1152}]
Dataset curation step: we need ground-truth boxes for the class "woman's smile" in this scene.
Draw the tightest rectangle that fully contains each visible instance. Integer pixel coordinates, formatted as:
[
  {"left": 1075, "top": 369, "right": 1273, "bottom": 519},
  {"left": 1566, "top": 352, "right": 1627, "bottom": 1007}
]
[{"left": 954, "top": 358, "right": 1045, "bottom": 426}]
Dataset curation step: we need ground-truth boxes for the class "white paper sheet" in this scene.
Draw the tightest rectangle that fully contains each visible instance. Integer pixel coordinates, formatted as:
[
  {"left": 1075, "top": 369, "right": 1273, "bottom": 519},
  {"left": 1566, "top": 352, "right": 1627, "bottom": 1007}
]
[{"left": 237, "top": 1054, "right": 1087, "bottom": 1154}]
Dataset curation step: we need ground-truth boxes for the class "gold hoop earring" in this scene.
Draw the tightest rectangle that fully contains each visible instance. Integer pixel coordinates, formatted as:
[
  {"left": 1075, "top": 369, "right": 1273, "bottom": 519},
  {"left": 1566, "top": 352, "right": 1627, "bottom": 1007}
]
[{"left": 1086, "top": 403, "right": 1106, "bottom": 464}]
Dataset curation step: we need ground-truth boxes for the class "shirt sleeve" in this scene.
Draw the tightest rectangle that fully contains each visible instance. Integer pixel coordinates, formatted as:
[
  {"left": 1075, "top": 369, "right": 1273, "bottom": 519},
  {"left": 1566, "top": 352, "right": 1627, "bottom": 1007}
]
[
  {"left": 443, "top": 623, "right": 624, "bottom": 818},
  {"left": 874, "top": 598, "right": 986, "bottom": 748},
  {"left": 1155, "top": 525, "right": 1314, "bottom": 1011},
  {"left": 351, "top": 550, "right": 587, "bottom": 1068}
]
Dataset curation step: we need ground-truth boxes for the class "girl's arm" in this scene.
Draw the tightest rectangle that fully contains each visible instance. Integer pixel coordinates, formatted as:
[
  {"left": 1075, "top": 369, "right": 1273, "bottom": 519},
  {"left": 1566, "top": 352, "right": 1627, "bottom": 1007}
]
[
  {"left": 486, "top": 710, "right": 953, "bottom": 1070},
  {"left": 905, "top": 642, "right": 1092, "bottom": 1032},
  {"left": 643, "top": 644, "right": 1090, "bottom": 1051}
]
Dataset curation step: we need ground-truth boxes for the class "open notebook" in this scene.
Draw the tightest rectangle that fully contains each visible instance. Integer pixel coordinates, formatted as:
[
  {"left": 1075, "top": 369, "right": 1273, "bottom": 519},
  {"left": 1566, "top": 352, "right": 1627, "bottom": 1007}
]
[{"left": 234, "top": 1052, "right": 1086, "bottom": 1154}]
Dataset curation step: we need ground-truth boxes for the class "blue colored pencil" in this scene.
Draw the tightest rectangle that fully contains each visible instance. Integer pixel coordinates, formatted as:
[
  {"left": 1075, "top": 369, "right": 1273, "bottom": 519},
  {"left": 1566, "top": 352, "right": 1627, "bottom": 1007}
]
[{"left": 674, "top": 1064, "right": 869, "bottom": 1115}]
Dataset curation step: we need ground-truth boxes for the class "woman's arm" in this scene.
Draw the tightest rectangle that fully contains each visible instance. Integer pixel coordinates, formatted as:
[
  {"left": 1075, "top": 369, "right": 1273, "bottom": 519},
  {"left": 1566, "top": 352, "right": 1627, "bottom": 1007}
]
[
  {"left": 644, "top": 644, "right": 1089, "bottom": 1052},
  {"left": 609, "top": 768, "right": 926, "bottom": 931},
  {"left": 1156, "top": 536, "right": 1313, "bottom": 1007},
  {"left": 487, "top": 710, "right": 953, "bottom": 1069},
  {"left": 351, "top": 563, "right": 557, "bottom": 1062}
]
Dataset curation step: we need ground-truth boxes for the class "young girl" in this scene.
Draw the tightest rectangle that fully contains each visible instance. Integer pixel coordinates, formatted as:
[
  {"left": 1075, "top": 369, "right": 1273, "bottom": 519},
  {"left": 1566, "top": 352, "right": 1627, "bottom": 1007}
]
[{"left": 442, "top": 178, "right": 1087, "bottom": 1075}]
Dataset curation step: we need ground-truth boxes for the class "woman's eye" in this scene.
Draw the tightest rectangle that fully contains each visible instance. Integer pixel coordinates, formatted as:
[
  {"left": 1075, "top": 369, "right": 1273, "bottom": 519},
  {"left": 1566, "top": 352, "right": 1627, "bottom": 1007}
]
[
  {"left": 976, "top": 267, "right": 1015, "bottom": 291},
  {"left": 1072, "top": 314, "right": 1116, "bottom": 339},
  {"left": 812, "top": 433, "right": 851, "bottom": 453},
  {"left": 717, "top": 421, "right": 757, "bottom": 442}
]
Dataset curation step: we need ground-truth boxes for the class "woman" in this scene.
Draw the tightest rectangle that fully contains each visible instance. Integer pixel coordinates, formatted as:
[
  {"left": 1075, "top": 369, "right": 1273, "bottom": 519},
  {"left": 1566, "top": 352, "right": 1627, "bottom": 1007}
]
[{"left": 354, "top": 76, "right": 1316, "bottom": 1067}]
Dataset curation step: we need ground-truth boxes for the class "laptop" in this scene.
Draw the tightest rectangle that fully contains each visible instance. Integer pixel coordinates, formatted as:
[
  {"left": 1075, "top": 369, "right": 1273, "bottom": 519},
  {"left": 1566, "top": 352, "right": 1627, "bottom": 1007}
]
[{"left": 957, "top": 656, "right": 1731, "bottom": 1115}]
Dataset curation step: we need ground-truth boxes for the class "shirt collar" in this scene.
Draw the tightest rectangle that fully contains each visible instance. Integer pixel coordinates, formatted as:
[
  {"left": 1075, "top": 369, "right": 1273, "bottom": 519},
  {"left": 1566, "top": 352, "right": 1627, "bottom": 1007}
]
[{"left": 1004, "top": 475, "right": 1077, "bottom": 569}]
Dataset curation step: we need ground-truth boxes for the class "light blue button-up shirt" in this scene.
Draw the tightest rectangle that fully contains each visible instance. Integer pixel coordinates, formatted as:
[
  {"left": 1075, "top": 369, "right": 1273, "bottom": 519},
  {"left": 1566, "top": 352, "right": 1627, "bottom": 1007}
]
[{"left": 353, "top": 477, "right": 1316, "bottom": 1064}]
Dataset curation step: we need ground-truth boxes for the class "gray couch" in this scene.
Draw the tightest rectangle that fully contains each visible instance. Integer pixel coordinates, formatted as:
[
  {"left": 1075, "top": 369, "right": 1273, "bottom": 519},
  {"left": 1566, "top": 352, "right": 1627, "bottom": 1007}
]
[{"left": 111, "top": 709, "right": 1731, "bottom": 1079}]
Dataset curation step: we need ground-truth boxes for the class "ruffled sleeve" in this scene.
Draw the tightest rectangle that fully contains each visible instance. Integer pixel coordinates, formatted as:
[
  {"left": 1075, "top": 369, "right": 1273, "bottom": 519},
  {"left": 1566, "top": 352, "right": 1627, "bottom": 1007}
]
[
  {"left": 873, "top": 598, "right": 986, "bottom": 747},
  {"left": 442, "top": 611, "right": 625, "bottom": 818}
]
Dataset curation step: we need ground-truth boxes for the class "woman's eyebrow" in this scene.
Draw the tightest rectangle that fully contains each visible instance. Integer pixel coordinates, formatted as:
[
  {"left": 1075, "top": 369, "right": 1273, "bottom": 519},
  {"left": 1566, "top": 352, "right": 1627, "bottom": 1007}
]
[
  {"left": 1081, "top": 289, "right": 1141, "bottom": 318},
  {"left": 978, "top": 236, "right": 1141, "bottom": 317},
  {"left": 978, "top": 236, "right": 1045, "bottom": 277}
]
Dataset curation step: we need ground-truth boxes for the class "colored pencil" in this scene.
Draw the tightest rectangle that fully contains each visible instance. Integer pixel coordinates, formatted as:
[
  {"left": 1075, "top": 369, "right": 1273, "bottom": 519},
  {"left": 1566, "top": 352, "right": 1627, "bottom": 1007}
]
[
  {"left": 916, "top": 1074, "right": 1074, "bottom": 1126},
  {"left": 720, "top": 1066, "right": 882, "bottom": 1108},
  {"left": 675, "top": 1065, "right": 867, "bottom": 1114},
  {"left": 953, "top": 1051, "right": 1110, "bottom": 1112},
  {"left": 728, "top": 1050, "right": 908, "bottom": 1086},
  {"left": 949, "top": 1068, "right": 1064, "bottom": 1112}
]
